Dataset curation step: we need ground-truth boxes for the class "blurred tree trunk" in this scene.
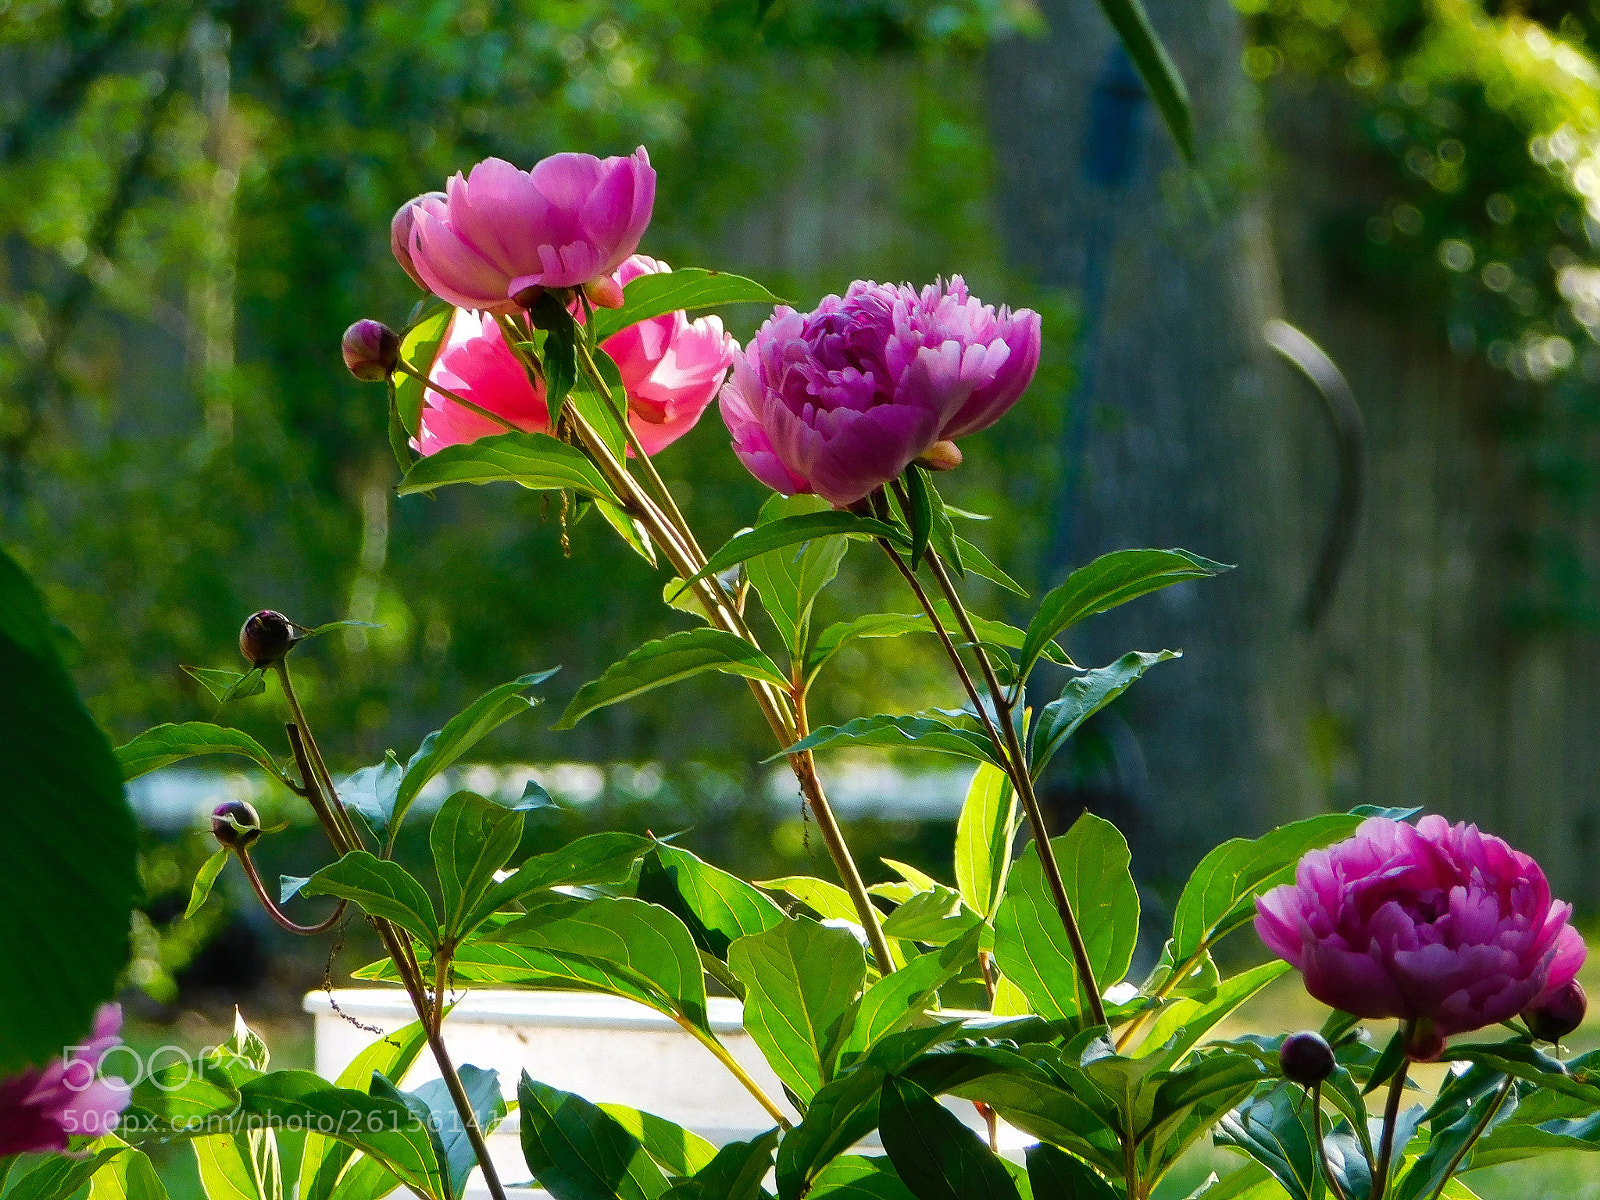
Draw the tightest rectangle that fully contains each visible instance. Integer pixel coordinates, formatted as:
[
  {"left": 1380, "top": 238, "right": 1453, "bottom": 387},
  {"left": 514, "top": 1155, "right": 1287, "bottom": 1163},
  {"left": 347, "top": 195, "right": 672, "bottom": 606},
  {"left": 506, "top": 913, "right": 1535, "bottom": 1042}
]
[{"left": 986, "top": 0, "right": 1320, "bottom": 884}]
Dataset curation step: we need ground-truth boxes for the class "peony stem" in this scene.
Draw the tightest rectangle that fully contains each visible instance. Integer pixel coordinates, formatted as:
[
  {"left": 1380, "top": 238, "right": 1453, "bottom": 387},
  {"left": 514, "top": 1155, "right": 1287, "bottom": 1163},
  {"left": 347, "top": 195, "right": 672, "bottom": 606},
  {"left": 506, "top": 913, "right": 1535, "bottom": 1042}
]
[
  {"left": 392, "top": 360, "right": 520, "bottom": 433},
  {"left": 1422, "top": 1075, "right": 1513, "bottom": 1200},
  {"left": 1310, "top": 1083, "right": 1352, "bottom": 1200},
  {"left": 234, "top": 845, "right": 348, "bottom": 935},
  {"left": 878, "top": 520, "right": 1108, "bottom": 1029},
  {"left": 1372, "top": 1038, "right": 1413, "bottom": 1200}
]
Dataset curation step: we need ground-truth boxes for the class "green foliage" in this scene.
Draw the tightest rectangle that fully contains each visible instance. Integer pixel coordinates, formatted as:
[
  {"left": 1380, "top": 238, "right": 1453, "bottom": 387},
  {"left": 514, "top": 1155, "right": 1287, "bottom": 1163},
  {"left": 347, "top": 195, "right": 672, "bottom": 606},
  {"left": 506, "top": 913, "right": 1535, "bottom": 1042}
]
[
  {"left": 0, "top": 546, "right": 137, "bottom": 1074},
  {"left": 517, "top": 1074, "right": 672, "bottom": 1200},
  {"left": 557, "top": 629, "right": 791, "bottom": 728}
]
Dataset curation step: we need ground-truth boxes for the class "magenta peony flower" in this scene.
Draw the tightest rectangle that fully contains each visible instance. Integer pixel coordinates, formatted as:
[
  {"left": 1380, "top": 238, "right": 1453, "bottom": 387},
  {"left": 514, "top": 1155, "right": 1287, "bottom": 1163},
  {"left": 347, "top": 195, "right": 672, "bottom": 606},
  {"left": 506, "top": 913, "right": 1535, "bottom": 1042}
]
[
  {"left": 413, "top": 256, "right": 730, "bottom": 458},
  {"left": 717, "top": 277, "right": 1041, "bottom": 508},
  {"left": 399, "top": 150, "right": 655, "bottom": 314},
  {"left": 600, "top": 256, "right": 735, "bottom": 456},
  {"left": 0, "top": 1004, "right": 130, "bottom": 1153},
  {"left": 1256, "top": 816, "right": 1586, "bottom": 1039}
]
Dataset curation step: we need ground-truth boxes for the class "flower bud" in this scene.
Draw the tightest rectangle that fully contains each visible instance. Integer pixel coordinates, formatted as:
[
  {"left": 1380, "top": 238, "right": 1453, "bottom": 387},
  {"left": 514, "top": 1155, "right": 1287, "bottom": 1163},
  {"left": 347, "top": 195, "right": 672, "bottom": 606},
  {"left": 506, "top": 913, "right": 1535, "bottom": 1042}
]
[
  {"left": 1279, "top": 1031, "right": 1335, "bottom": 1086},
  {"left": 582, "top": 275, "right": 625, "bottom": 309},
  {"left": 1524, "top": 980, "right": 1587, "bottom": 1043},
  {"left": 342, "top": 320, "right": 400, "bottom": 382},
  {"left": 391, "top": 192, "right": 445, "bottom": 290},
  {"left": 916, "top": 440, "right": 964, "bottom": 472},
  {"left": 239, "top": 610, "right": 296, "bottom": 668},
  {"left": 211, "top": 799, "right": 263, "bottom": 850},
  {"left": 1405, "top": 1018, "right": 1446, "bottom": 1063}
]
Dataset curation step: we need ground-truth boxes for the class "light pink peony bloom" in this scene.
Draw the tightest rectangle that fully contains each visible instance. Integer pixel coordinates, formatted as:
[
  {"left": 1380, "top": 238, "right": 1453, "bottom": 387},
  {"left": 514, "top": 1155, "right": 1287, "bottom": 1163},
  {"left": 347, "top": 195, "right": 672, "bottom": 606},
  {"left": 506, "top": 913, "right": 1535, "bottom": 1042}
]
[
  {"left": 600, "top": 256, "right": 735, "bottom": 456},
  {"left": 718, "top": 277, "right": 1041, "bottom": 507},
  {"left": 414, "top": 310, "right": 551, "bottom": 456},
  {"left": 1256, "top": 816, "right": 1586, "bottom": 1040},
  {"left": 0, "top": 1004, "right": 130, "bottom": 1154},
  {"left": 413, "top": 256, "right": 732, "bottom": 458},
  {"left": 400, "top": 150, "right": 655, "bottom": 314}
]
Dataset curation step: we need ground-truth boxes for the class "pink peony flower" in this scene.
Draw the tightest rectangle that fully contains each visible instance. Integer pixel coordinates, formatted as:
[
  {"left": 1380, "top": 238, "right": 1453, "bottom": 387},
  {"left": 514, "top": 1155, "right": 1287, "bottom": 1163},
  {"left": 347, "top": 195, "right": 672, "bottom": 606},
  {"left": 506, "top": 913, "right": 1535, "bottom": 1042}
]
[
  {"left": 599, "top": 256, "right": 735, "bottom": 456},
  {"left": 398, "top": 150, "right": 655, "bottom": 314},
  {"left": 0, "top": 1004, "right": 130, "bottom": 1154},
  {"left": 717, "top": 277, "right": 1041, "bottom": 508},
  {"left": 413, "top": 256, "right": 732, "bottom": 458},
  {"left": 1256, "top": 816, "right": 1586, "bottom": 1039}
]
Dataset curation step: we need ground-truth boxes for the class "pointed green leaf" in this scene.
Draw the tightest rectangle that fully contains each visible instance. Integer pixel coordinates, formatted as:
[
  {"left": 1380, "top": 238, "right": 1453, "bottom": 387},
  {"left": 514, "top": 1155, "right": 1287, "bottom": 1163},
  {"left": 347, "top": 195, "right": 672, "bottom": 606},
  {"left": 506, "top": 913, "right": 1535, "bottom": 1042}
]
[
  {"left": 596, "top": 1105, "right": 719, "bottom": 1178},
  {"left": 667, "top": 1128, "right": 781, "bottom": 1200},
  {"left": 591, "top": 269, "right": 782, "bottom": 343},
  {"left": 993, "top": 813, "right": 1139, "bottom": 1022},
  {"left": 408, "top": 1066, "right": 508, "bottom": 1197},
  {"left": 89, "top": 1138, "right": 170, "bottom": 1200},
  {"left": 432, "top": 791, "right": 529, "bottom": 941},
  {"left": 728, "top": 918, "right": 866, "bottom": 1103},
  {"left": 394, "top": 670, "right": 556, "bottom": 829},
  {"left": 186, "top": 849, "right": 229, "bottom": 920},
  {"left": 557, "top": 629, "right": 789, "bottom": 729},
  {"left": 1030, "top": 651, "right": 1180, "bottom": 780},
  {"left": 636, "top": 842, "right": 786, "bottom": 960},
  {"left": 901, "top": 467, "right": 934, "bottom": 571},
  {"left": 398, "top": 431, "right": 617, "bottom": 501},
  {"left": 952, "top": 538, "right": 1027, "bottom": 597},
  {"left": 1020, "top": 549, "right": 1228, "bottom": 679},
  {"left": 117, "top": 722, "right": 284, "bottom": 782},
  {"left": 879, "top": 1075, "right": 1022, "bottom": 1200},
  {"left": 746, "top": 494, "right": 849, "bottom": 662},
  {"left": 806, "top": 1156, "right": 916, "bottom": 1199},
  {"left": 839, "top": 929, "right": 981, "bottom": 1062},
  {"left": 1025, "top": 1144, "right": 1116, "bottom": 1200},
  {"left": 674, "top": 513, "right": 907, "bottom": 600},
  {"left": 471, "top": 832, "right": 651, "bottom": 926},
  {"left": 1094, "top": 0, "right": 1195, "bottom": 165},
  {"left": 9, "top": 1149, "right": 129, "bottom": 1200},
  {"left": 393, "top": 308, "right": 453, "bottom": 438},
  {"left": 954, "top": 762, "right": 1019, "bottom": 920},
  {"left": 1131, "top": 960, "right": 1290, "bottom": 1062},
  {"left": 518, "top": 1073, "right": 671, "bottom": 1200},
  {"left": 1213, "top": 1085, "right": 1321, "bottom": 1200},
  {"left": 779, "top": 712, "right": 1006, "bottom": 769},
  {"left": 880, "top": 884, "right": 982, "bottom": 946},
  {"left": 303, "top": 851, "right": 439, "bottom": 946}
]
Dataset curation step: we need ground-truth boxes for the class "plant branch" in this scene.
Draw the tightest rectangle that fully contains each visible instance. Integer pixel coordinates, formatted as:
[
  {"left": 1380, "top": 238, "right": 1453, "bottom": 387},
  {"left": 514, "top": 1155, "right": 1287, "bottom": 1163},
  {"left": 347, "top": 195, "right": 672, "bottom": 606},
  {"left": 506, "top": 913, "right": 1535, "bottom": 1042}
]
[
  {"left": 1422, "top": 1075, "right": 1514, "bottom": 1200},
  {"left": 275, "top": 662, "right": 367, "bottom": 853},
  {"left": 1372, "top": 1040, "right": 1413, "bottom": 1200},
  {"left": 673, "top": 1015, "right": 793, "bottom": 1129},
  {"left": 1310, "top": 1083, "right": 1352, "bottom": 1200},
  {"left": 234, "top": 847, "right": 347, "bottom": 935}
]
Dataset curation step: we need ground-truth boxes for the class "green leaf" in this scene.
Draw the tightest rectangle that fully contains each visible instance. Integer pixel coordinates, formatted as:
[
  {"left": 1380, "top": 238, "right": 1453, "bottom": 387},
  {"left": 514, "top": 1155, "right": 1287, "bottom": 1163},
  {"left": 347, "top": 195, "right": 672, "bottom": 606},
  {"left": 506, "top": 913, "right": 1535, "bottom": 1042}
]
[
  {"left": 465, "top": 897, "right": 711, "bottom": 1033},
  {"left": 1025, "top": 1144, "right": 1116, "bottom": 1200},
  {"left": 952, "top": 538, "right": 1027, "bottom": 597},
  {"left": 90, "top": 1138, "right": 170, "bottom": 1200},
  {"left": 806, "top": 607, "right": 1062, "bottom": 685},
  {"left": 596, "top": 497, "right": 657, "bottom": 567},
  {"left": 1393, "top": 1084, "right": 1518, "bottom": 1200},
  {"left": 879, "top": 1075, "right": 1022, "bottom": 1200},
  {"left": 667, "top": 1129, "right": 781, "bottom": 1200},
  {"left": 595, "top": 1105, "right": 720, "bottom": 1178},
  {"left": 1213, "top": 1085, "right": 1320, "bottom": 1200},
  {"left": 674, "top": 513, "right": 906, "bottom": 600},
  {"left": 117, "top": 721, "right": 284, "bottom": 782},
  {"left": 302, "top": 851, "right": 439, "bottom": 946},
  {"left": 431, "top": 791, "right": 529, "bottom": 941},
  {"left": 394, "top": 670, "right": 555, "bottom": 830},
  {"left": 298, "top": 1021, "right": 431, "bottom": 1200},
  {"left": 1168, "top": 812, "right": 1365, "bottom": 968},
  {"left": 839, "top": 929, "right": 982, "bottom": 1063},
  {"left": 993, "top": 813, "right": 1139, "bottom": 1022},
  {"left": 1030, "top": 651, "right": 1180, "bottom": 780},
  {"left": 191, "top": 1131, "right": 279, "bottom": 1200},
  {"left": 407, "top": 1065, "right": 508, "bottom": 1198},
  {"left": 186, "top": 849, "right": 229, "bottom": 920},
  {"left": 518, "top": 1073, "right": 671, "bottom": 1200},
  {"left": 1446, "top": 1040, "right": 1600, "bottom": 1105},
  {"left": 591, "top": 268, "right": 782, "bottom": 343},
  {"left": 236, "top": 1071, "right": 447, "bottom": 1200},
  {"left": 472, "top": 832, "right": 651, "bottom": 925},
  {"left": 636, "top": 842, "right": 786, "bottom": 960},
  {"left": 342, "top": 752, "right": 404, "bottom": 839},
  {"left": 777, "top": 1069, "right": 897, "bottom": 1200},
  {"left": 746, "top": 494, "right": 849, "bottom": 662},
  {"left": 8, "top": 1149, "right": 128, "bottom": 1200},
  {"left": 779, "top": 712, "right": 1006, "bottom": 769},
  {"left": 901, "top": 466, "right": 934, "bottom": 571},
  {"left": 388, "top": 384, "right": 417, "bottom": 474},
  {"left": 394, "top": 308, "right": 453, "bottom": 438},
  {"left": 1020, "top": 549, "right": 1228, "bottom": 679},
  {"left": 880, "top": 884, "right": 982, "bottom": 946},
  {"left": 759, "top": 875, "right": 864, "bottom": 924},
  {"left": 182, "top": 665, "right": 268, "bottom": 703},
  {"left": 557, "top": 629, "right": 789, "bottom": 729},
  {"left": 728, "top": 918, "right": 866, "bottom": 1103},
  {"left": 1094, "top": 0, "right": 1196, "bottom": 165},
  {"left": 0, "top": 546, "right": 138, "bottom": 1075},
  {"left": 1131, "top": 961, "right": 1290, "bottom": 1062},
  {"left": 806, "top": 1156, "right": 916, "bottom": 1199},
  {"left": 953, "top": 762, "right": 1019, "bottom": 921},
  {"left": 398, "top": 431, "right": 617, "bottom": 501}
]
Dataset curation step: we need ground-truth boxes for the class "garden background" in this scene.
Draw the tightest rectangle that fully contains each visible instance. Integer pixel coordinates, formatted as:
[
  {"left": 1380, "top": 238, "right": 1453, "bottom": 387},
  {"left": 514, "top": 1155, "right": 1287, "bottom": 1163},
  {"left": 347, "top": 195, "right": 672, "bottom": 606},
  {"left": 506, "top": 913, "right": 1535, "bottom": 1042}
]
[{"left": 5, "top": 0, "right": 1600, "bottom": 1170}]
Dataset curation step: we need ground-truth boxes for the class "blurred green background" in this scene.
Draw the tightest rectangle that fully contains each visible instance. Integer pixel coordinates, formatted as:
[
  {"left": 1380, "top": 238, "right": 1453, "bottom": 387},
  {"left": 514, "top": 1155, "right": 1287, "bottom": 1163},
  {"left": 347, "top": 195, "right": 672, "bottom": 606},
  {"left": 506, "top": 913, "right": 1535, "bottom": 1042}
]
[{"left": 7, "top": 1, "right": 1600, "bottom": 1163}]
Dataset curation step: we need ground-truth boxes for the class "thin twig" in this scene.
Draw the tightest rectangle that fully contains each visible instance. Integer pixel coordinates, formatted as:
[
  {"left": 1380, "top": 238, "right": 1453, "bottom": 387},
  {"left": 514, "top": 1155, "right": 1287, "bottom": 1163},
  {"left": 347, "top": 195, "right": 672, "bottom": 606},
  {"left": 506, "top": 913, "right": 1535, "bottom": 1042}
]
[
  {"left": 1310, "top": 1083, "right": 1352, "bottom": 1200},
  {"left": 1422, "top": 1075, "right": 1514, "bottom": 1200},
  {"left": 1371, "top": 1042, "right": 1413, "bottom": 1200}
]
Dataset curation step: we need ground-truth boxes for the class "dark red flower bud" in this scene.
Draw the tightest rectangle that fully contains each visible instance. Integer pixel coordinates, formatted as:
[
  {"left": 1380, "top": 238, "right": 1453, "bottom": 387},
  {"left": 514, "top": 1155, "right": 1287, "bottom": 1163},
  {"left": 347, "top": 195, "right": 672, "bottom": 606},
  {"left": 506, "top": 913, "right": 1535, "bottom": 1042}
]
[
  {"left": 342, "top": 320, "right": 400, "bottom": 382},
  {"left": 1280, "top": 1031, "right": 1335, "bottom": 1085},
  {"left": 1524, "top": 980, "right": 1587, "bottom": 1044},
  {"left": 211, "top": 799, "right": 263, "bottom": 850},
  {"left": 239, "top": 610, "right": 295, "bottom": 668}
]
